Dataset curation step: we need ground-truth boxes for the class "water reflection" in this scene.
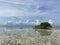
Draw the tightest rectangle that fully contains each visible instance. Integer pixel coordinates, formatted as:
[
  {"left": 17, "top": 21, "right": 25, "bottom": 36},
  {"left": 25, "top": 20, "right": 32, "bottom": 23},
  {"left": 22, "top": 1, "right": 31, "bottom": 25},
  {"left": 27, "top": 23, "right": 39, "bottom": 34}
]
[{"left": 35, "top": 29, "right": 52, "bottom": 36}]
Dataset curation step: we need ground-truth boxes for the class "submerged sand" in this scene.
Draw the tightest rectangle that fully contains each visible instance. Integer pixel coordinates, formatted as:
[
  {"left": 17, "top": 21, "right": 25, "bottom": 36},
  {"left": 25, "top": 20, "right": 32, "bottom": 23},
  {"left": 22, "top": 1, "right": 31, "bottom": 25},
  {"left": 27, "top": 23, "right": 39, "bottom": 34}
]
[{"left": 0, "top": 28, "right": 60, "bottom": 45}]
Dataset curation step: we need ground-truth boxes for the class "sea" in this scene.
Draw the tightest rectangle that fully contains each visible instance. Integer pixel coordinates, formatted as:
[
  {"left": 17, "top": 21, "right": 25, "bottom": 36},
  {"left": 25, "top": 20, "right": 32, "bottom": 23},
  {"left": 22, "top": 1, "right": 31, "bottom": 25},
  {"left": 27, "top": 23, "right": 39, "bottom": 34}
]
[{"left": 0, "top": 27, "right": 60, "bottom": 45}]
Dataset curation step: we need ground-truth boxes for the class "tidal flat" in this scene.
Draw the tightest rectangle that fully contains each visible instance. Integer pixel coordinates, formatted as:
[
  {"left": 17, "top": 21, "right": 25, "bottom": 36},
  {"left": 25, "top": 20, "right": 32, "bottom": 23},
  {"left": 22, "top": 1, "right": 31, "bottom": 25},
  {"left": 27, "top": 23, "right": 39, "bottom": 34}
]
[{"left": 0, "top": 27, "right": 60, "bottom": 45}]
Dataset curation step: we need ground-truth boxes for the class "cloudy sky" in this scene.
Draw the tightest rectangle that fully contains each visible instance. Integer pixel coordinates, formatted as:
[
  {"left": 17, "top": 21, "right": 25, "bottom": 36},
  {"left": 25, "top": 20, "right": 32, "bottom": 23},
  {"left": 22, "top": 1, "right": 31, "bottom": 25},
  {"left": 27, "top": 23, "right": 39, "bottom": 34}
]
[
  {"left": 0, "top": 0, "right": 59, "bottom": 17},
  {"left": 0, "top": 0, "right": 59, "bottom": 25}
]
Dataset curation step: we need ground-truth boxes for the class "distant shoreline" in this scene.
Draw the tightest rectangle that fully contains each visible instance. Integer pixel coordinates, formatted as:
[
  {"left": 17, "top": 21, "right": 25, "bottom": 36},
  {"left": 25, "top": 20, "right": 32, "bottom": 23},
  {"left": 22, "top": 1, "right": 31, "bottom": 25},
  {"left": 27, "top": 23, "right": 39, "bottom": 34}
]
[{"left": 0, "top": 26, "right": 59, "bottom": 30}]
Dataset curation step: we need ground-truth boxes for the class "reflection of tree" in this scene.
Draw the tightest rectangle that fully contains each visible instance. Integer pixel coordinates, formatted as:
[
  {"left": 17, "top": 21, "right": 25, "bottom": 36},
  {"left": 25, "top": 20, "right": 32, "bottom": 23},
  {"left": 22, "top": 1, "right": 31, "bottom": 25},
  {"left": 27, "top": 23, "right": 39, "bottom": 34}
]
[{"left": 35, "top": 29, "right": 52, "bottom": 36}]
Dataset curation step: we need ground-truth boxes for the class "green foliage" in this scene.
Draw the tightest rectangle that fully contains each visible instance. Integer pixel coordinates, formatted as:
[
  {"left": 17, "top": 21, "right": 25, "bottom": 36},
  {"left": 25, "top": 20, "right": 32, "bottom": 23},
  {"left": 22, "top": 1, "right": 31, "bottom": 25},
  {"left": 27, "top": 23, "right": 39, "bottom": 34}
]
[{"left": 35, "top": 22, "right": 52, "bottom": 29}]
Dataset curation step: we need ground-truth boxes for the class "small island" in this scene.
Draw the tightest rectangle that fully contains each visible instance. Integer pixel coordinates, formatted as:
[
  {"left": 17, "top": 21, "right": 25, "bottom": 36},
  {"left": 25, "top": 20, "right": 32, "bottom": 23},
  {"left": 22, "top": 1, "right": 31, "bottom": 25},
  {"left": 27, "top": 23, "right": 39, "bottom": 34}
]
[{"left": 34, "top": 22, "right": 52, "bottom": 29}]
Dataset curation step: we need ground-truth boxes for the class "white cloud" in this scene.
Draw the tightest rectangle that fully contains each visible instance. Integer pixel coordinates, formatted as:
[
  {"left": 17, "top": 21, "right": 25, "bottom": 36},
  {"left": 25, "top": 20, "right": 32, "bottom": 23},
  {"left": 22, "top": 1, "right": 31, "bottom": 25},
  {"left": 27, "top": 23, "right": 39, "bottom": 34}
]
[
  {"left": 35, "top": 19, "right": 40, "bottom": 25},
  {"left": 7, "top": 21, "right": 12, "bottom": 23},
  {"left": 48, "top": 19, "right": 53, "bottom": 24},
  {"left": 25, "top": 20, "right": 29, "bottom": 24},
  {"left": 0, "top": 0, "right": 59, "bottom": 17},
  {"left": 15, "top": 21, "right": 21, "bottom": 24}
]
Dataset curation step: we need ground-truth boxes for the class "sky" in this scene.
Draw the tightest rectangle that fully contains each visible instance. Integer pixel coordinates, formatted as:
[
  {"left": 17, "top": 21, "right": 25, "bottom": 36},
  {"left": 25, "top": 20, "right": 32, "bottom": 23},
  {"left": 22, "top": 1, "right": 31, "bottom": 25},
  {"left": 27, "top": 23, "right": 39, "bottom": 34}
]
[
  {"left": 0, "top": 0, "right": 60, "bottom": 17},
  {"left": 0, "top": 0, "right": 60, "bottom": 25}
]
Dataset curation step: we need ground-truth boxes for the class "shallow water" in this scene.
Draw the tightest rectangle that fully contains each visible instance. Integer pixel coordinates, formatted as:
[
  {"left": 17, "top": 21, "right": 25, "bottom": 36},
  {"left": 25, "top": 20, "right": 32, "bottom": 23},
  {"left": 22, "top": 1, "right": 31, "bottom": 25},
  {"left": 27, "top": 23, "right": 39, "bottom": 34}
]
[{"left": 0, "top": 27, "right": 60, "bottom": 45}]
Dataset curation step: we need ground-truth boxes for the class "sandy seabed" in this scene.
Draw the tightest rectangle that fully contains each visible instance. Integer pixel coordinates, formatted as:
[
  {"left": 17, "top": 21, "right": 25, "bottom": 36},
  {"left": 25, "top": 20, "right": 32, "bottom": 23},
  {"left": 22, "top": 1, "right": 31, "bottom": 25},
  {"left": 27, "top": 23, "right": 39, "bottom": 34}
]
[{"left": 0, "top": 28, "right": 60, "bottom": 45}]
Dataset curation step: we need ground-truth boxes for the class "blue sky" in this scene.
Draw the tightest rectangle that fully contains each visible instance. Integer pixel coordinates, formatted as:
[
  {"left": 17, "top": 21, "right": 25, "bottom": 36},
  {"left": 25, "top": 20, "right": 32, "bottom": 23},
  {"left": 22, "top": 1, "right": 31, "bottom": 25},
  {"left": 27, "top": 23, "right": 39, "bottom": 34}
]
[
  {"left": 0, "top": 0, "right": 60, "bottom": 16},
  {"left": 0, "top": 0, "right": 60, "bottom": 25}
]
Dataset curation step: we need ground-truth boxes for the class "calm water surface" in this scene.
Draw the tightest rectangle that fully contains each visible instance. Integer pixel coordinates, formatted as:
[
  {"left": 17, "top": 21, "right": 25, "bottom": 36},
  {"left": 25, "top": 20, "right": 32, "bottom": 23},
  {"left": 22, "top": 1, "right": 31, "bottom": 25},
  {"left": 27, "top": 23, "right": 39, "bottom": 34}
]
[{"left": 0, "top": 27, "right": 60, "bottom": 45}]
